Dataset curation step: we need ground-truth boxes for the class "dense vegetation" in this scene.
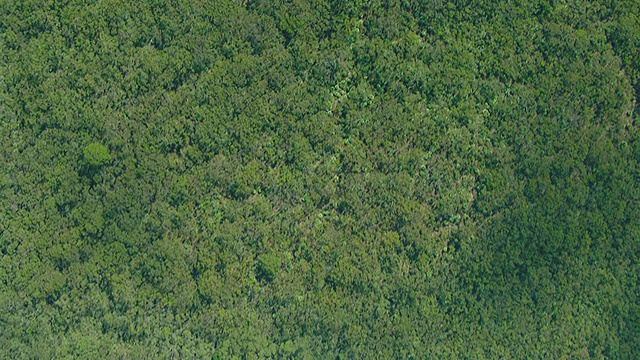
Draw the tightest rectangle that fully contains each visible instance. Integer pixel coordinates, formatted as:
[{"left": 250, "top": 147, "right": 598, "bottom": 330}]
[{"left": 1, "top": 0, "right": 639, "bottom": 358}]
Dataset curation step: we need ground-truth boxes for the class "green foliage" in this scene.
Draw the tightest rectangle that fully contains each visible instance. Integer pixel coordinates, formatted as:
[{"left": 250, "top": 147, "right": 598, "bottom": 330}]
[
  {"left": 256, "top": 252, "right": 281, "bottom": 284},
  {"left": 1, "top": 0, "right": 639, "bottom": 358},
  {"left": 83, "top": 143, "right": 111, "bottom": 167}
]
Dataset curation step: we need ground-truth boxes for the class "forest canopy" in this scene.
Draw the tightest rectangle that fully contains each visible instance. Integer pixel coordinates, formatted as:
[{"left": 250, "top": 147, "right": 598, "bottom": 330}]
[{"left": 1, "top": 0, "right": 639, "bottom": 358}]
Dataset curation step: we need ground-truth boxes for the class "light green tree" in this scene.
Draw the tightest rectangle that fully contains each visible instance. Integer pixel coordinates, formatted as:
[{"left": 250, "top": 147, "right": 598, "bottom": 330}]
[{"left": 83, "top": 143, "right": 111, "bottom": 167}]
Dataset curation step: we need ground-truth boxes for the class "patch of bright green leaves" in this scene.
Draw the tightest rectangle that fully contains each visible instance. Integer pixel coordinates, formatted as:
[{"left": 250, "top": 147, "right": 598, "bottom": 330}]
[{"left": 83, "top": 143, "right": 111, "bottom": 167}]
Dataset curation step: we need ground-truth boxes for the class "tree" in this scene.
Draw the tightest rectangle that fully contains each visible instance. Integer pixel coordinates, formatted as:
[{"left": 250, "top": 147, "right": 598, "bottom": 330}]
[{"left": 83, "top": 143, "right": 111, "bottom": 168}]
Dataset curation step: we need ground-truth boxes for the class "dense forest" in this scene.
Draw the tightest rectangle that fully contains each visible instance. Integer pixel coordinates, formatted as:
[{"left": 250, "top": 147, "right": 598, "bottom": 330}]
[{"left": 1, "top": 0, "right": 639, "bottom": 358}]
